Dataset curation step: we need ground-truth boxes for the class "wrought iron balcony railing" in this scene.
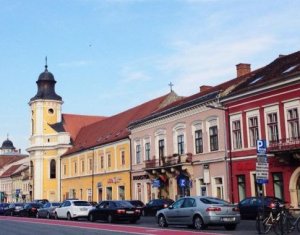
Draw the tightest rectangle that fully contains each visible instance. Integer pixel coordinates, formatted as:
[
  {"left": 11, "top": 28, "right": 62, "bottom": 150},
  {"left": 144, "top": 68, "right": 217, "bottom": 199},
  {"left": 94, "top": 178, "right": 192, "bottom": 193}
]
[{"left": 268, "top": 138, "right": 300, "bottom": 152}]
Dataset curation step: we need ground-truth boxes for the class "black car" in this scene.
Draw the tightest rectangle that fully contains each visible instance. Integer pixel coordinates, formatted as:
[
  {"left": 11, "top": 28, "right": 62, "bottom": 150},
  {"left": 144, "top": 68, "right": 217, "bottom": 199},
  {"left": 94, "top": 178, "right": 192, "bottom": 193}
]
[
  {"left": 88, "top": 200, "right": 141, "bottom": 223},
  {"left": 36, "top": 202, "right": 61, "bottom": 219},
  {"left": 4, "top": 203, "right": 24, "bottom": 216},
  {"left": 127, "top": 200, "right": 145, "bottom": 214},
  {"left": 0, "top": 203, "right": 10, "bottom": 215},
  {"left": 19, "top": 203, "right": 43, "bottom": 217},
  {"left": 143, "top": 199, "right": 174, "bottom": 216},
  {"left": 32, "top": 199, "right": 49, "bottom": 205},
  {"left": 238, "top": 196, "right": 285, "bottom": 219}
]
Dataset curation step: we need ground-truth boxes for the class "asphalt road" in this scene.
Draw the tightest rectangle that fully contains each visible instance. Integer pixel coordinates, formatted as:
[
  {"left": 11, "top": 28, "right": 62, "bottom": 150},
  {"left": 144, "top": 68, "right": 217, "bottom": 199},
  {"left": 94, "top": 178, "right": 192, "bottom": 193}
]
[{"left": 0, "top": 216, "right": 298, "bottom": 235}]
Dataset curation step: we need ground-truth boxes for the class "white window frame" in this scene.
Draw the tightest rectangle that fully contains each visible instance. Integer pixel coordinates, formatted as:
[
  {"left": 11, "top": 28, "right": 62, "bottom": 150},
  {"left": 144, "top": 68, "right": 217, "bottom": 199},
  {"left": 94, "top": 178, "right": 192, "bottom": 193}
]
[
  {"left": 155, "top": 129, "right": 167, "bottom": 160},
  {"left": 264, "top": 105, "right": 281, "bottom": 144},
  {"left": 284, "top": 100, "right": 300, "bottom": 140},
  {"left": 246, "top": 109, "right": 261, "bottom": 149}
]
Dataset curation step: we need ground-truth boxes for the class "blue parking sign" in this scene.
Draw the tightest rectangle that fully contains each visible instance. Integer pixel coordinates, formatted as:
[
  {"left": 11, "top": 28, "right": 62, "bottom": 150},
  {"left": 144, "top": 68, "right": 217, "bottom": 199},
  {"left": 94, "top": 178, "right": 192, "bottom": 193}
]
[{"left": 257, "top": 140, "right": 267, "bottom": 154}]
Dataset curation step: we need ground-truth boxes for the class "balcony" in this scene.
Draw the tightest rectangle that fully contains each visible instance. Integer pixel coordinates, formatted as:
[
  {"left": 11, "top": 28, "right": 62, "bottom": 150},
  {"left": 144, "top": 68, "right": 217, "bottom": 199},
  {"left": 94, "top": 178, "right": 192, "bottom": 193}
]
[
  {"left": 268, "top": 138, "right": 300, "bottom": 153},
  {"left": 144, "top": 153, "right": 193, "bottom": 170}
]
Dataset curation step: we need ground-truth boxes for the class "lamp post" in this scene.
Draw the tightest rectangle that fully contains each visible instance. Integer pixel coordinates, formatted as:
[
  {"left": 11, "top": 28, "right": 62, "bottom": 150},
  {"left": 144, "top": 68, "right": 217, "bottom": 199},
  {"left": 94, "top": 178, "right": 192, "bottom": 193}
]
[{"left": 206, "top": 104, "right": 234, "bottom": 203}]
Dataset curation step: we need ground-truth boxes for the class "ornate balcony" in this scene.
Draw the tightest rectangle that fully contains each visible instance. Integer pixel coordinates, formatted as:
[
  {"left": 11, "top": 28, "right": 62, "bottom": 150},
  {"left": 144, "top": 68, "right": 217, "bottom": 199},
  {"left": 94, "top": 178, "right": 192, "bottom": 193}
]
[
  {"left": 268, "top": 138, "right": 300, "bottom": 153},
  {"left": 144, "top": 153, "right": 193, "bottom": 170}
]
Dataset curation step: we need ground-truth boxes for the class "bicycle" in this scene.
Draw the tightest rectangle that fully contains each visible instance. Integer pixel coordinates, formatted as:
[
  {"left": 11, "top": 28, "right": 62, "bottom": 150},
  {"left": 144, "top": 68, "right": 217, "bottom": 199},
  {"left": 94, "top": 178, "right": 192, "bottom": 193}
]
[
  {"left": 256, "top": 201, "right": 284, "bottom": 234},
  {"left": 275, "top": 207, "right": 300, "bottom": 234}
]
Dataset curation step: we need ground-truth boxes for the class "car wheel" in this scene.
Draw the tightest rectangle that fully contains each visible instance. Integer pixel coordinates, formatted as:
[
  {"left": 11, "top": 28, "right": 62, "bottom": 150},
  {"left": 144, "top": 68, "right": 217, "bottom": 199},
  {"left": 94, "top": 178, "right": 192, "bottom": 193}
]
[
  {"left": 224, "top": 224, "right": 237, "bottom": 230},
  {"left": 46, "top": 213, "right": 50, "bottom": 219},
  {"left": 67, "top": 212, "right": 72, "bottom": 221},
  {"left": 158, "top": 215, "right": 168, "bottom": 228},
  {"left": 89, "top": 213, "right": 95, "bottom": 222},
  {"left": 54, "top": 213, "right": 59, "bottom": 220},
  {"left": 193, "top": 215, "right": 205, "bottom": 230},
  {"left": 107, "top": 214, "right": 114, "bottom": 223}
]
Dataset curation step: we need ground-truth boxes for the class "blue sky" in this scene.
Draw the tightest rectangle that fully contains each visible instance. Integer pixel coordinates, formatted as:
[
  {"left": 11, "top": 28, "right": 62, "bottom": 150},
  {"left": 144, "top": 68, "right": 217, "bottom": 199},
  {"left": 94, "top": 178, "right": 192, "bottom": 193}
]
[{"left": 0, "top": 0, "right": 300, "bottom": 153}]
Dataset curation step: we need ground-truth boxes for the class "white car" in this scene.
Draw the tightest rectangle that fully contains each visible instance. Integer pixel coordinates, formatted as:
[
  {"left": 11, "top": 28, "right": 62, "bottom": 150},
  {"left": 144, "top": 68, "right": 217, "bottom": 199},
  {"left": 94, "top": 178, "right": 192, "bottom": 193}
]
[{"left": 54, "top": 200, "right": 93, "bottom": 220}]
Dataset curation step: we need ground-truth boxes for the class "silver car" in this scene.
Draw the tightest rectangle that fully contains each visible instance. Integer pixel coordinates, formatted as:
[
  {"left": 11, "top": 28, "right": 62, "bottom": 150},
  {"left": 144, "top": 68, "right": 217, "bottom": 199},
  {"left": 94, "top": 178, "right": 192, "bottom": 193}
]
[{"left": 156, "top": 196, "right": 240, "bottom": 230}]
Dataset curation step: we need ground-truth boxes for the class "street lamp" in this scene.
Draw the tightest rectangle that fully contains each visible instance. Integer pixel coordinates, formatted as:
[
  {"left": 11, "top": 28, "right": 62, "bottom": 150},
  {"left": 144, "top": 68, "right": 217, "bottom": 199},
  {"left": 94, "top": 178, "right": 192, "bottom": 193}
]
[{"left": 206, "top": 104, "right": 234, "bottom": 203}]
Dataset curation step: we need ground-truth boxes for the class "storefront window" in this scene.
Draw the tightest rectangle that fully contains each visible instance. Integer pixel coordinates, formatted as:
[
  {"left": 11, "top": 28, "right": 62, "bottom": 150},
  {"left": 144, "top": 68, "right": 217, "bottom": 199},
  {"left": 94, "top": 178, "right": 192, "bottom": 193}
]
[{"left": 106, "top": 187, "right": 112, "bottom": 200}]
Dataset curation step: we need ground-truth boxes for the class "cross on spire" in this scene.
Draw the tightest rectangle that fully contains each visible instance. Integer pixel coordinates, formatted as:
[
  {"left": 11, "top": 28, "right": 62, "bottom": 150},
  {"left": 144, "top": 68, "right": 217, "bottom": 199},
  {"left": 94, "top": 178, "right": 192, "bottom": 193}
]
[{"left": 168, "top": 82, "right": 174, "bottom": 92}]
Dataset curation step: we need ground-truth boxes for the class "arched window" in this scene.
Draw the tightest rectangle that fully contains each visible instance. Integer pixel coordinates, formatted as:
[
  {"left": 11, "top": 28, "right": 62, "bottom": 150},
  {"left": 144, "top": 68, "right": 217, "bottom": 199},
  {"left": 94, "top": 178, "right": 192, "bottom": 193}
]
[{"left": 50, "top": 159, "right": 56, "bottom": 179}]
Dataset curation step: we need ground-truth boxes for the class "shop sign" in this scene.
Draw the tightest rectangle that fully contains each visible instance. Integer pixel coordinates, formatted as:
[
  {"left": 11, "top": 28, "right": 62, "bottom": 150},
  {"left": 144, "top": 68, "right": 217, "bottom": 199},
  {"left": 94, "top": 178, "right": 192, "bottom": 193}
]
[
  {"left": 107, "top": 177, "right": 122, "bottom": 184},
  {"left": 152, "top": 179, "right": 161, "bottom": 188}
]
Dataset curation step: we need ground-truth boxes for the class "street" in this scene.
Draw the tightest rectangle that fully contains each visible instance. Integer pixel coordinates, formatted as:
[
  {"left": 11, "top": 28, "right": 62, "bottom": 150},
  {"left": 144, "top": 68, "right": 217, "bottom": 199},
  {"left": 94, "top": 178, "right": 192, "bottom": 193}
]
[{"left": 0, "top": 215, "right": 291, "bottom": 235}]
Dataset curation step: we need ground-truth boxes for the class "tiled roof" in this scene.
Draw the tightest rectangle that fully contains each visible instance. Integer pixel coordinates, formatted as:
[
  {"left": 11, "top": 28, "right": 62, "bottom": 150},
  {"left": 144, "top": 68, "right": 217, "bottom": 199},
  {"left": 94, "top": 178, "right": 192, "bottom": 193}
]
[
  {"left": 51, "top": 114, "right": 107, "bottom": 141},
  {"left": 0, "top": 155, "right": 26, "bottom": 168},
  {"left": 0, "top": 164, "right": 22, "bottom": 178},
  {"left": 63, "top": 92, "right": 177, "bottom": 156},
  {"left": 224, "top": 51, "right": 300, "bottom": 98}
]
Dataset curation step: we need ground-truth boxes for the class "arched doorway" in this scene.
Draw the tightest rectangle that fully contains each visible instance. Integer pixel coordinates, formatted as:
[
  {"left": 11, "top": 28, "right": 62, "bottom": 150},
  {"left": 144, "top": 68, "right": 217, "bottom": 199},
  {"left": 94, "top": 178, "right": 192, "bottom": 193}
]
[{"left": 289, "top": 167, "right": 300, "bottom": 208}]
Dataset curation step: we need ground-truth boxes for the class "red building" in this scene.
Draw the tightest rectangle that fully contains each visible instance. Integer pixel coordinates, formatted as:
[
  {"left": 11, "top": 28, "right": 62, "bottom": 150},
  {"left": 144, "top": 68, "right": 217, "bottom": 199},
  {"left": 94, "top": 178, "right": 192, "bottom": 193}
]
[{"left": 221, "top": 51, "right": 300, "bottom": 207}]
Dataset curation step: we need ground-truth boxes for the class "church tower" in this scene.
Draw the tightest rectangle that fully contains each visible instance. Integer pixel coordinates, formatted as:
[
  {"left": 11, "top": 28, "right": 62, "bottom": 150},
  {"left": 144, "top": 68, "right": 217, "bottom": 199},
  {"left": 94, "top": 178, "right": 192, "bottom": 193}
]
[{"left": 27, "top": 61, "right": 71, "bottom": 201}]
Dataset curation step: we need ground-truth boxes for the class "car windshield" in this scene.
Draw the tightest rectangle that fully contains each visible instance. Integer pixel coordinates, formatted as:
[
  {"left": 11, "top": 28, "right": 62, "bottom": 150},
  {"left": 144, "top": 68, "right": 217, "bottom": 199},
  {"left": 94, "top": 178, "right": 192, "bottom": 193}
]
[
  {"left": 73, "top": 201, "right": 91, "bottom": 206},
  {"left": 114, "top": 201, "right": 133, "bottom": 208},
  {"left": 200, "top": 197, "right": 230, "bottom": 205}
]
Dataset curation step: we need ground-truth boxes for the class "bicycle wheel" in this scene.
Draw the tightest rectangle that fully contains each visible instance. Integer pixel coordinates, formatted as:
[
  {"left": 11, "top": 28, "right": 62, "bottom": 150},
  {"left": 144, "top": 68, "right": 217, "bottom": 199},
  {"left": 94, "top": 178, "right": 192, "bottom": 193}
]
[{"left": 256, "top": 214, "right": 272, "bottom": 234}]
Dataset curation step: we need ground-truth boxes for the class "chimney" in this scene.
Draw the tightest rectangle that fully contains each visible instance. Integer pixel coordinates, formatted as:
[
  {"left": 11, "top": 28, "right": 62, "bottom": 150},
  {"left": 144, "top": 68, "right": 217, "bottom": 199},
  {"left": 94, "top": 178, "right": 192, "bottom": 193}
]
[
  {"left": 236, "top": 63, "right": 251, "bottom": 77},
  {"left": 200, "top": 85, "right": 212, "bottom": 93}
]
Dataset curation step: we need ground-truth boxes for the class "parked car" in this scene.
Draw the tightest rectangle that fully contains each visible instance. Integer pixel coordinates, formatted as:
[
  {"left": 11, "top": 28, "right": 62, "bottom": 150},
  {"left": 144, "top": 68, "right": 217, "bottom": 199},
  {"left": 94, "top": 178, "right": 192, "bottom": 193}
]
[
  {"left": 238, "top": 196, "right": 285, "bottom": 220},
  {"left": 0, "top": 203, "right": 10, "bottom": 215},
  {"left": 88, "top": 200, "right": 141, "bottom": 223},
  {"left": 36, "top": 202, "right": 61, "bottom": 219},
  {"left": 54, "top": 199, "right": 93, "bottom": 220},
  {"left": 143, "top": 199, "right": 174, "bottom": 216},
  {"left": 19, "top": 202, "right": 43, "bottom": 217},
  {"left": 4, "top": 203, "right": 24, "bottom": 216},
  {"left": 126, "top": 200, "right": 145, "bottom": 214},
  {"left": 156, "top": 196, "right": 240, "bottom": 230}
]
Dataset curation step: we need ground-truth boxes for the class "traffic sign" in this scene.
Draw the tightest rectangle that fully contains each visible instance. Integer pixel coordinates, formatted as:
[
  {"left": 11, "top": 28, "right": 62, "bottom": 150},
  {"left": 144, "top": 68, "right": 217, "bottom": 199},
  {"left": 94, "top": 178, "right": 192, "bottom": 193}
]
[
  {"left": 256, "top": 162, "right": 269, "bottom": 184},
  {"left": 257, "top": 140, "right": 267, "bottom": 154}
]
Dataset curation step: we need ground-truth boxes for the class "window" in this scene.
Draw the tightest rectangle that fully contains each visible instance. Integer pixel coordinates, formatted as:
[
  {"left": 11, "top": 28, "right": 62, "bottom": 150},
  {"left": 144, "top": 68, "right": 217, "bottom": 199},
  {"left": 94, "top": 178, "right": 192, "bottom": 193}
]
[
  {"left": 145, "top": 142, "right": 150, "bottom": 161},
  {"left": 209, "top": 126, "right": 218, "bottom": 151},
  {"left": 121, "top": 151, "right": 125, "bottom": 165},
  {"left": 50, "top": 159, "right": 56, "bottom": 179},
  {"left": 214, "top": 177, "right": 223, "bottom": 199},
  {"left": 273, "top": 173, "right": 284, "bottom": 200},
  {"left": 74, "top": 162, "right": 77, "bottom": 174},
  {"left": 159, "top": 139, "right": 165, "bottom": 158},
  {"left": 136, "top": 145, "right": 141, "bottom": 164},
  {"left": 106, "top": 187, "right": 112, "bottom": 200},
  {"left": 232, "top": 120, "right": 242, "bottom": 149},
  {"left": 199, "top": 178, "right": 207, "bottom": 196},
  {"left": 177, "top": 134, "right": 184, "bottom": 154},
  {"left": 100, "top": 156, "right": 104, "bottom": 169},
  {"left": 195, "top": 130, "right": 203, "bottom": 154},
  {"left": 118, "top": 186, "right": 125, "bottom": 200},
  {"left": 107, "top": 154, "right": 111, "bottom": 168},
  {"left": 237, "top": 175, "right": 246, "bottom": 201},
  {"left": 89, "top": 158, "right": 93, "bottom": 171},
  {"left": 267, "top": 113, "right": 279, "bottom": 143},
  {"left": 63, "top": 164, "right": 66, "bottom": 175},
  {"left": 287, "top": 108, "right": 299, "bottom": 139},
  {"left": 249, "top": 117, "right": 259, "bottom": 147},
  {"left": 81, "top": 160, "right": 85, "bottom": 173}
]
